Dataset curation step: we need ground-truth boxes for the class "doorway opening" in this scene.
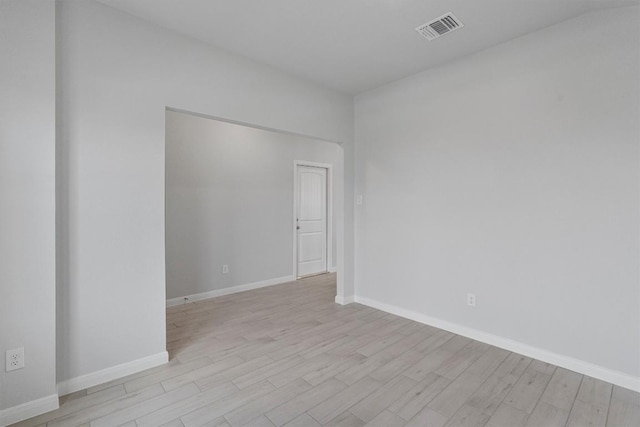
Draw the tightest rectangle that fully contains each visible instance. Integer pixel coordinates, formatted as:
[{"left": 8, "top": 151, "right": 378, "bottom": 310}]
[
  {"left": 294, "top": 161, "right": 333, "bottom": 279},
  {"left": 164, "top": 108, "right": 344, "bottom": 314}
]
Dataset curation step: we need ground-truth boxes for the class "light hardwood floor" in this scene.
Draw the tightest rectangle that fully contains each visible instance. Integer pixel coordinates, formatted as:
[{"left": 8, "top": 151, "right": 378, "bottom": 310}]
[{"left": 16, "top": 273, "right": 640, "bottom": 426}]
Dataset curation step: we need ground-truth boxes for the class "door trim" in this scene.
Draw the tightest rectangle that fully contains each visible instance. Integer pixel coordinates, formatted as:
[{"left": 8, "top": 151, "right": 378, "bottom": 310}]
[{"left": 293, "top": 160, "right": 333, "bottom": 279}]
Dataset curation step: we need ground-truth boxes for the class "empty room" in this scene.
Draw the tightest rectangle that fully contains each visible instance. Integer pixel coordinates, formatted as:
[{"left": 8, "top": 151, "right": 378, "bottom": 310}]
[{"left": 1, "top": 0, "right": 639, "bottom": 426}]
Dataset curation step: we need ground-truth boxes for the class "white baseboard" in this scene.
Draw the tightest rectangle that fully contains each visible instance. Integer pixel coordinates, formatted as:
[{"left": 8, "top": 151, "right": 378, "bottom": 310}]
[
  {"left": 57, "top": 351, "right": 169, "bottom": 396},
  {"left": 167, "top": 275, "right": 295, "bottom": 307},
  {"left": 328, "top": 266, "right": 337, "bottom": 273},
  {"left": 335, "top": 295, "right": 355, "bottom": 305},
  {"left": 0, "top": 393, "right": 59, "bottom": 427},
  {"left": 354, "top": 295, "right": 640, "bottom": 392}
]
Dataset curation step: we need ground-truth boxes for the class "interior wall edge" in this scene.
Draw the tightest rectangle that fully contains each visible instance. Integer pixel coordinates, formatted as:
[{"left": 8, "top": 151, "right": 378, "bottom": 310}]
[
  {"left": 166, "top": 106, "right": 345, "bottom": 146},
  {"left": 56, "top": 351, "right": 169, "bottom": 396},
  {"left": 354, "top": 295, "right": 640, "bottom": 393},
  {"left": 166, "top": 275, "right": 296, "bottom": 307},
  {"left": 0, "top": 394, "right": 59, "bottom": 427},
  {"left": 334, "top": 295, "right": 355, "bottom": 305}
]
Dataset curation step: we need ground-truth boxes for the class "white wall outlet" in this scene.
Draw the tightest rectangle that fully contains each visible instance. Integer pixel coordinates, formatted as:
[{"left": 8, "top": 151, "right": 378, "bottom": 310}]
[
  {"left": 222, "top": 264, "right": 229, "bottom": 274},
  {"left": 6, "top": 347, "right": 25, "bottom": 372},
  {"left": 356, "top": 195, "right": 364, "bottom": 205},
  {"left": 467, "top": 293, "right": 476, "bottom": 307}
]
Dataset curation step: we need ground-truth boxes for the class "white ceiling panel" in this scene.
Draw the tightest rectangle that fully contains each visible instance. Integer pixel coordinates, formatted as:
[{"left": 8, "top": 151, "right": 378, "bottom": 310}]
[{"left": 96, "top": 0, "right": 639, "bottom": 94}]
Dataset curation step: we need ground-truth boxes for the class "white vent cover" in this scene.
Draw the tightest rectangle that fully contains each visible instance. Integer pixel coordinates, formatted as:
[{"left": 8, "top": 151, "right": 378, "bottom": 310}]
[{"left": 416, "top": 12, "right": 463, "bottom": 41}]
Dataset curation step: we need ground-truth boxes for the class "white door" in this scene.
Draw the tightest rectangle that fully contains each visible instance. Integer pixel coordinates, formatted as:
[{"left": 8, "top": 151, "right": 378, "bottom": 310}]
[{"left": 296, "top": 166, "right": 327, "bottom": 277}]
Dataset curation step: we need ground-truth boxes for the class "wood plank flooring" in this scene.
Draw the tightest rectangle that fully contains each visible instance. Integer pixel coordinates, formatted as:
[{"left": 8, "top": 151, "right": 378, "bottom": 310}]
[{"left": 15, "top": 273, "right": 640, "bottom": 426}]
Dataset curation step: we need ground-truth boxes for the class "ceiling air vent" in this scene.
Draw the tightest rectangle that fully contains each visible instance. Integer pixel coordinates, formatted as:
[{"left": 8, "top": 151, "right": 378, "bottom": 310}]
[{"left": 416, "top": 12, "right": 463, "bottom": 41}]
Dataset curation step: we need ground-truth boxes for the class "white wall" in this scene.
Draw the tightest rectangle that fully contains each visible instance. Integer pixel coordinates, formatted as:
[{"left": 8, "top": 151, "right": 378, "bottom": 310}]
[
  {"left": 165, "top": 110, "right": 341, "bottom": 300},
  {"left": 354, "top": 6, "right": 640, "bottom": 385},
  {"left": 57, "top": 0, "right": 353, "bottom": 388},
  {"left": 0, "top": 0, "right": 57, "bottom": 418}
]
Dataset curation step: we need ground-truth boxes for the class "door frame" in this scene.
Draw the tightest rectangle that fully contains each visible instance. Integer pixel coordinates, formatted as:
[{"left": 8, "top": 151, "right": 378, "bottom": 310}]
[{"left": 293, "top": 160, "right": 333, "bottom": 279}]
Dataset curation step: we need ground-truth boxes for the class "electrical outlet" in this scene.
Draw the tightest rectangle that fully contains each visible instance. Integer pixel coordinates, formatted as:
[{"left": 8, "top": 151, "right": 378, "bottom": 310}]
[
  {"left": 222, "top": 264, "right": 229, "bottom": 274},
  {"left": 467, "top": 293, "right": 476, "bottom": 307},
  {"left": 6, "top": 347, "right": 24, "bottom": 372}
]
